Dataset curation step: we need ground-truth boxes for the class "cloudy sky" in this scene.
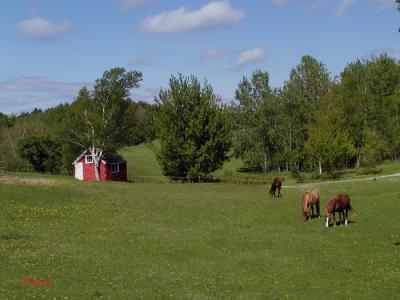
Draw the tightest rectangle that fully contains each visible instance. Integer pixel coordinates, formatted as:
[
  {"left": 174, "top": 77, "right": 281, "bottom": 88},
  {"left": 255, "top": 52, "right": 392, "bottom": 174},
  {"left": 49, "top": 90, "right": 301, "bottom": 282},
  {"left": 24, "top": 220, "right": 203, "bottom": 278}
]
[{"left": 0, "top": 0, "right": 398, "bottom": 113}]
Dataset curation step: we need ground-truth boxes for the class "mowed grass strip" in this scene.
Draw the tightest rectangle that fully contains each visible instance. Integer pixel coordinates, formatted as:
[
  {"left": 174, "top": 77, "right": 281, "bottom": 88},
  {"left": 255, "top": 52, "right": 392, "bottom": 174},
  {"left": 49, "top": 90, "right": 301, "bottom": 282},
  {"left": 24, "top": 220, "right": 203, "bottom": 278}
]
[{"left": 0, "top": 177, "right": 399, "bottom": 299}]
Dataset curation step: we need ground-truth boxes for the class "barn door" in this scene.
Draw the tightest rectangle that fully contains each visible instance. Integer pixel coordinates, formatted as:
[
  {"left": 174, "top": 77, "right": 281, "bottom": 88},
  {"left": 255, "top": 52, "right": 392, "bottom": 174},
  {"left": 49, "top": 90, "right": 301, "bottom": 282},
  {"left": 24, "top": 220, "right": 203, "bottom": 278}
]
[{"left": 75, "top": 162, "right": 83, "bottom": 180}]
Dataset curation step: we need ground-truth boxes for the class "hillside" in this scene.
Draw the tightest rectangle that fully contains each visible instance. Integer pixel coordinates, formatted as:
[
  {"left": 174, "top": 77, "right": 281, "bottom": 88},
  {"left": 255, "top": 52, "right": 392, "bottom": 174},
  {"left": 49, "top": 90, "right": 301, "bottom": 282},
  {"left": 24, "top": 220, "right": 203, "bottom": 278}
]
[{"left": 119, "top": 143, "right": 400, "bottom": 184}]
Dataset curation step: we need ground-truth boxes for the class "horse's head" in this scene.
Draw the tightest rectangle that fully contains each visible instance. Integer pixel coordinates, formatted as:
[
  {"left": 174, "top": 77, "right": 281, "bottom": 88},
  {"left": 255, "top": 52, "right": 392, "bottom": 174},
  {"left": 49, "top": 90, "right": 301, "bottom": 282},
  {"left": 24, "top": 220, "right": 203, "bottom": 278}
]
[
  {"left": 268, "top": 189, "right": 274, "bottom": 197},
  {"left": 324, "top": 208, "right": 331, "bottom": 227}
]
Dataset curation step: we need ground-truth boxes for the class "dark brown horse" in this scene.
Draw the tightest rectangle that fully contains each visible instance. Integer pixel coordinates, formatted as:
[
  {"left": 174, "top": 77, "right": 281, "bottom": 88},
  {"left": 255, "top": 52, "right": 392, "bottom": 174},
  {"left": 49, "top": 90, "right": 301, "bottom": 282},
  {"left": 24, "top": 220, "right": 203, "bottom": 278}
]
[
  {"left": 324, "top": 194, "right": 354, "bottom": 227},
  {"left": 301, "top": 190, "right": 320, "bottom": 221},
  {"left": 268, "top": 177, "right": 282, "bottom": 197}
]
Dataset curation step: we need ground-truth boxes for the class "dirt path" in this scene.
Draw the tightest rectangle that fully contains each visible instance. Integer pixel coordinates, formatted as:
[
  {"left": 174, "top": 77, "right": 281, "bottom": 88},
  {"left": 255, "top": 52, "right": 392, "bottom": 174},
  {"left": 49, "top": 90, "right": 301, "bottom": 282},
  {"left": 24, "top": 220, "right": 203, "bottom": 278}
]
[
  {"left": 0, "top": 175, "right": 56, "bottom": 186},
  {"left": 284, "top": 173, "right": 400, "bottom": 189}
]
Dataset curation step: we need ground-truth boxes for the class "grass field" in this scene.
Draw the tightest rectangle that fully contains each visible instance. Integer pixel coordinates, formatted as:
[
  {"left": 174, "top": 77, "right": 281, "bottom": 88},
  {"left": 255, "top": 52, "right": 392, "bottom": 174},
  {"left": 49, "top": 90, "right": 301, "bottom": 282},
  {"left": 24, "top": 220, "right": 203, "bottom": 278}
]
[
  {"left": 119, "top": 143, "right": 400, "bottom": 184},
  {"left": 1, "top": 173, "right": 399, "bottom": 299}
]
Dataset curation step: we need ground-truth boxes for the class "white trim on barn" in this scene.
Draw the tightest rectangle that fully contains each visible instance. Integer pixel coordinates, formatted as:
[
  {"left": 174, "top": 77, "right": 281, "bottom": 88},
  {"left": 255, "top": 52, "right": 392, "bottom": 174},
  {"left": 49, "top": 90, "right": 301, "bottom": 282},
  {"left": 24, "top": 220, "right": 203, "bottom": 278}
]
[
  {"left": 72, "top": 149, "right": 91, "bottom": 165},
  {"left": 85, "top": 155, "right": 93, "bottom": 164},
  {"left": 75, "top": 162, "right": 84, "bottom": 180}
]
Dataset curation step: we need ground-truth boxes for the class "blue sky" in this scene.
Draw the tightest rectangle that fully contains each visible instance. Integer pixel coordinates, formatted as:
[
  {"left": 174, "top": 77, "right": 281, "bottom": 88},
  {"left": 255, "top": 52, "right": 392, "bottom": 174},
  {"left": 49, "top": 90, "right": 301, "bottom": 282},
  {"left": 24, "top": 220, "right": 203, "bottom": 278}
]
[{"left": 0, "top": 0, "right": 398, "bottom": 114}]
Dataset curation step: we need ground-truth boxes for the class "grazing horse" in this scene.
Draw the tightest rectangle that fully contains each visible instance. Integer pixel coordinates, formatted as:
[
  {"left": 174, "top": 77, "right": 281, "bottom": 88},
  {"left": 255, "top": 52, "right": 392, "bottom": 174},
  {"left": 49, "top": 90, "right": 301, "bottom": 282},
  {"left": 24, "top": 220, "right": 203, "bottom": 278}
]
[
  {"left": 301, "top": 190, "right": 320, "bottom": 221},
  {"left": 268, "top": 177, "right": 282, "bottom": 197},
  {"left": 324, "top": 194, "right": 354, "bottom": 228}
]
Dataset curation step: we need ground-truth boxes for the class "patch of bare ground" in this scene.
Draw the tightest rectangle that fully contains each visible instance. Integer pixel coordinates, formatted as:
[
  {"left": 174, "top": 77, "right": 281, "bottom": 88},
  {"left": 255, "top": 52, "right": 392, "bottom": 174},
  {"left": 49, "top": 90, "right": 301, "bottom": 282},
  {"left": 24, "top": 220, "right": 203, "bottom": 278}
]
[{"left": 0, "top": 175, "right": 56, "bottom": 186}]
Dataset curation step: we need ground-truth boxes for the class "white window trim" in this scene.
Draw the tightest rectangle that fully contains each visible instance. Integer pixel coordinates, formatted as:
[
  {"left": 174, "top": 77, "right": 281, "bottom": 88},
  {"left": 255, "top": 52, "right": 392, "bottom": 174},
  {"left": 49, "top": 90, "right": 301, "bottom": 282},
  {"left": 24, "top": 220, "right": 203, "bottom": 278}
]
[
  {"left": 85, "top": 155, "right": 93, "bottom": 164},
  {"left": 111, "top": 163, "right": 119, "bottom": 173}
]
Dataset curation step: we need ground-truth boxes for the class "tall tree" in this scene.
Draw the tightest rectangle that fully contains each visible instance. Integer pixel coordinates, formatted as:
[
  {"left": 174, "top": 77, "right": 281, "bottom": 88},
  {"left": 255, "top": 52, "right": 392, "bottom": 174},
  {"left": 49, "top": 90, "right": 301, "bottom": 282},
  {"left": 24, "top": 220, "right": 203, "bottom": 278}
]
[
  {"left": 64, "top": 67, "right": 143, "bottom": 181},
  {"left": 338, "top": 59, "right": 370, "bottom": 167},
  {"left": 279, "top": 55, "right": 332, "bottom": 170},
  {"left": 305, "top": 100, "right": 355, "bottom": 175},
  {"left": 155, "top": 74, "right": 231, "bottom": 181},
  {"left": 233, "top": 70, "right": 279, "bottom": 172}
]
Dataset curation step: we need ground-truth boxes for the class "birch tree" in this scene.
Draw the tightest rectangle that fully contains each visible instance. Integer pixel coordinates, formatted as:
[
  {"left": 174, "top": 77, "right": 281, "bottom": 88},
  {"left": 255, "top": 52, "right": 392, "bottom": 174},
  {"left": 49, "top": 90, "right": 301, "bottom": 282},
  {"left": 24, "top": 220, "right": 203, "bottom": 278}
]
[{"left": 65, "top": 67, "right": 142, "bottom": 181}]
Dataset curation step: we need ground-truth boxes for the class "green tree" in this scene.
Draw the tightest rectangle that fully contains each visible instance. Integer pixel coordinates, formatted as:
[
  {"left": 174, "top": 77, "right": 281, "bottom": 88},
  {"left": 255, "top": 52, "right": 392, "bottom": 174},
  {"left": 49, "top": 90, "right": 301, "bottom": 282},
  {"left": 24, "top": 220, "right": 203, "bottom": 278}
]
[
  {"left": 64, "top": 67, "right": 143, "bottom": 181},
  {"left": 359, "top": 128, "right": 388, "bottom": 168},
  {"left": 337, "top": 59, "right": 370, "bottom": 168},
  {"left": 233, "top": 70, "right": 279, "bottom": 172},
  {"left": 155, "top": 74, "right": 231, "bottom": 182},
  {"left": 305, "top": 101, "right": 355, "bottom": 175},
  {"left": 278, "top": 55, "right": 332, "bottom": 171},
  {"left": 18, "top": 136, "right": 61, "bottom": 173}
]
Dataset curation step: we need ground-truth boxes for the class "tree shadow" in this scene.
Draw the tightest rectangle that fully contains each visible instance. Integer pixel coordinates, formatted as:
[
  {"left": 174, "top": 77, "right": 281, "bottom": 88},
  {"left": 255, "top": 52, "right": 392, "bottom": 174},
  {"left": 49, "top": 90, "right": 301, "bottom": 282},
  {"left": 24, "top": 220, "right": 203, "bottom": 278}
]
[
  {"left": 310, "top": 214, "right": 322, "bottom": 220},
  {"left": 327, "top": 220, "right": 356, "bottom": 227},
  {"left": 238, "top": 166, "right": 263, "bottom": 173}
]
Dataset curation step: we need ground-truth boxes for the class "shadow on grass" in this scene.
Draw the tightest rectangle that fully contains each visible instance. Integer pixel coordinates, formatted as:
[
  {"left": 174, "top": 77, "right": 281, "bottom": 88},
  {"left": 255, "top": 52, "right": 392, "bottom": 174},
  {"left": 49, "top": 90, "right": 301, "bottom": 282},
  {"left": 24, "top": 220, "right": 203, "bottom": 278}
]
[
  {"left": 327, "top": 220, "right": 356, "bottom": 228},
  {"left": 0, "top": 231, "right": 29, "bottom": 241},
  {"left": 394, "top": 241, "right": 400, "bottom": 246}
]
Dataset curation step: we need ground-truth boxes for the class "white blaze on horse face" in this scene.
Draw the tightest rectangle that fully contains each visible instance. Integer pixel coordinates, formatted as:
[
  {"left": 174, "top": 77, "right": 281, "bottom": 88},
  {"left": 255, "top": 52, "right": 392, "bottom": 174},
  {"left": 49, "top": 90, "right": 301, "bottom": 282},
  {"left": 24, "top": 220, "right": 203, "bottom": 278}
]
[{"left": 325, "top": 217, "right": 329, "bottom": 227}]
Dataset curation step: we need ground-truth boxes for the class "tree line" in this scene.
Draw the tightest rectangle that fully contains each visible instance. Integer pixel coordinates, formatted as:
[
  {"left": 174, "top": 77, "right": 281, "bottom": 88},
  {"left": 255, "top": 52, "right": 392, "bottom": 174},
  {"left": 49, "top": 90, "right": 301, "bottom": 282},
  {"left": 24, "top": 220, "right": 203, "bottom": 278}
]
[{"left": 0, "top": 54, "right": 399, "bottom": 181}]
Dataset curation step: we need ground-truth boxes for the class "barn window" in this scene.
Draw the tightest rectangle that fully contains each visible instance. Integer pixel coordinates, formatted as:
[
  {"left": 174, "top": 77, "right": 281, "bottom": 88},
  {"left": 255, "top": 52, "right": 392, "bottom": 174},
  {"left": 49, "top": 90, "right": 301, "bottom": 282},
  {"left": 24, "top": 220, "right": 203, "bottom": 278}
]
[
  {"left": 85, "top": 155, "right": 93, "bottom": 164},
  {"left": 111, "top": 163, "right": 119, "bottom": 173}
]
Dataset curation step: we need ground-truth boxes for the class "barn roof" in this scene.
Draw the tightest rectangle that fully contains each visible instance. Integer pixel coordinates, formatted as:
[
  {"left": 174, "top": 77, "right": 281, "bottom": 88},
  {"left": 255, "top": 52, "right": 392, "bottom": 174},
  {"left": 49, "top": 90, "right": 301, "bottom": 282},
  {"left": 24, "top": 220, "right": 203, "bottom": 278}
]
[
  {"left": 72, "top": 149, "right": 126, "bottom": 165},
  {"left": 101, "top": 152, "right": 126, "bottom": 164}
]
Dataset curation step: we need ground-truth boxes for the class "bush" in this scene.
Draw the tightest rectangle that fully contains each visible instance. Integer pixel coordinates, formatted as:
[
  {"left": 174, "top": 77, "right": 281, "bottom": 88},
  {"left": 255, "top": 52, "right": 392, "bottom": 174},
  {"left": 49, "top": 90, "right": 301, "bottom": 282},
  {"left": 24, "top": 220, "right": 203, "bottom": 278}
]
[
  {"left": 360, "top": 167, "right": 382, "bottom": 175},
  {"left": 18, "top": 136, "right": 62, "bottom": 174}
]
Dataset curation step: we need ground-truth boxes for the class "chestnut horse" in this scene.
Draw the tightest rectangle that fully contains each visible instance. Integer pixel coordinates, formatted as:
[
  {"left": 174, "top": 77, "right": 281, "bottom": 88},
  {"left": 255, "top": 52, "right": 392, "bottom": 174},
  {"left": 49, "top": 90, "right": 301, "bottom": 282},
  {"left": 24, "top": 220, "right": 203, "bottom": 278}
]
[
  {"left": 301, "top": 190, "right": 320, "bottom": 221},
  {"left": 268, "top": 177, "right": 282, "bottom": 197},
  {"left": 324, "top": 194, "right": 354, "bottom": 227}
]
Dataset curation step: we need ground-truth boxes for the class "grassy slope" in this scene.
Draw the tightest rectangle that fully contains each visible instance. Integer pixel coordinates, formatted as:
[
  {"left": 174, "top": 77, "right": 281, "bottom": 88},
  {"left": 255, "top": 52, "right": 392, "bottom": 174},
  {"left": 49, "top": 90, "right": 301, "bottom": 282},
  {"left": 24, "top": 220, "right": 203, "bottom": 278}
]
[
  {"left": 1, "top": 176, "right": 399, "bottom": 299},
  {"left": 118, "top": 143, "right": 400, "bottom": 183},
  {"left": 119, "top": 144, "right": 168, "bottom": 183}
]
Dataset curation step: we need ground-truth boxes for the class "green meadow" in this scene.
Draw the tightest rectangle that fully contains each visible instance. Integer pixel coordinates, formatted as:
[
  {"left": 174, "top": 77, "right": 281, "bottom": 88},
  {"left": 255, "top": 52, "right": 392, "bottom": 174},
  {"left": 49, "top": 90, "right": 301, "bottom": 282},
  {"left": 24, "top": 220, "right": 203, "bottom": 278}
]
[
  {"left": 119, "top": 143, "right": 400, "bottom": 184},
  {"left": 1, "top": 172, "right": 399, "bottom": 299}
]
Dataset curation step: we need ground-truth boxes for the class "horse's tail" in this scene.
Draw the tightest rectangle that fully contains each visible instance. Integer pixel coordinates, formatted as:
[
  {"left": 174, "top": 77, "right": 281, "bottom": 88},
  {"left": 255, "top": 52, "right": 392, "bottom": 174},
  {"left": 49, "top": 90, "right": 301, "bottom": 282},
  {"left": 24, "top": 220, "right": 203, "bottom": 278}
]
[
  {"left": 301, "top": 192, "right": 309, "bottom": 218},
  {"left": 347, "top": 196, "right": 357, "bottom": 217}
]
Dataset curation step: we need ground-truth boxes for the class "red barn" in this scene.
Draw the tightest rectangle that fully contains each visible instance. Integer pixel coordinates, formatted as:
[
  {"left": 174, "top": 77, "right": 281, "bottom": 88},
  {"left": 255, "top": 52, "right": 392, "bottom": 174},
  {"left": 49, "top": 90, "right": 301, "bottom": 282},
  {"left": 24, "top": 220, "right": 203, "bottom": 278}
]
[{"left": 72, "top": 149, "right": 127, "bottom": 181}]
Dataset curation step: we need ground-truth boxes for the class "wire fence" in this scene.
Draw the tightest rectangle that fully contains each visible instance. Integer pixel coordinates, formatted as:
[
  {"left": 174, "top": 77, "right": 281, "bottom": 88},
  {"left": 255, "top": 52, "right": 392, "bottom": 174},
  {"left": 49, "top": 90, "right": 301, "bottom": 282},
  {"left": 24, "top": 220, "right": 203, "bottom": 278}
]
[
  {"left": 128, "top": 175, "right": 272, "bottom": 185},
  {"left": 127, "top": 172, "right": 400, "bottom": 186}
]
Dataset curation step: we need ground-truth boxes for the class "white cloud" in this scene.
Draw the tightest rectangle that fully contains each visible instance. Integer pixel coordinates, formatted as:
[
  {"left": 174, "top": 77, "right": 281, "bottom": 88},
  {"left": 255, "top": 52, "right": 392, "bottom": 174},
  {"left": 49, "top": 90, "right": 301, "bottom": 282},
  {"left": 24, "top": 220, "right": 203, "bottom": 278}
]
[
  {"left": 373, "top": 0, "right": 396, "bottom": 10},
  {"left": 118, "top": 0, "right": 155, "bottom": 11},
  {"left": 272, "top": 0, "right": 297, "bottom": 6},
  {"left": 335, "top": 0, "right": 357, "bottom": 16},
  {"left": 234, "top": 48, "right": 265, "bottom": 69},
  {"left": 200, "top": 48, "right": 230, "bottom": 62},
  {"left": 0, "top": 77, "right": 90, "bottom": 113},
  {"left": 139, "top": 1, "right": 245, "bottom": 33},
  {"left": 17, "top": 17, "right": 71, "bottom": 40}
]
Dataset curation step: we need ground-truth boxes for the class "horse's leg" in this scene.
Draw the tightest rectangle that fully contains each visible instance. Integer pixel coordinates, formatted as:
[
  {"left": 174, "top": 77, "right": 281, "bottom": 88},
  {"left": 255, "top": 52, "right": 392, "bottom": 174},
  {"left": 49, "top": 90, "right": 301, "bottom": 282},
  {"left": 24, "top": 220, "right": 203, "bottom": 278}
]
[
  {"left": 333, "top": 211, "right": 336, "bottom": 227},
  {"left": 316, "top": 201, "right": 321, "bottom": 218},
  {"left": 278, "top": 187, "right": 281, "bottom": 197},
  {"left": 344, "top": 209, "right": 348, "bottom": 225},
  {"left": 311, "top": 204, "right": 314, "bottom": 219},
  {"left": 326, "top": 213, "right": 330, "bottom": 227},
  {"left": 340, "top": 210, "right": 345, "bottom": 226}
]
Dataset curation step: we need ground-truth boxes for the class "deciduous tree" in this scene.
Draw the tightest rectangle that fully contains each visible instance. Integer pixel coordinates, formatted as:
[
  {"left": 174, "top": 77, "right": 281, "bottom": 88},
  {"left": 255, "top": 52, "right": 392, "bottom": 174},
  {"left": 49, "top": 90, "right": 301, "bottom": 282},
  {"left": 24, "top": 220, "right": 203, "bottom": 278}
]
[{"left": 155, "top": 74, "right": 231, "bottom": 181}]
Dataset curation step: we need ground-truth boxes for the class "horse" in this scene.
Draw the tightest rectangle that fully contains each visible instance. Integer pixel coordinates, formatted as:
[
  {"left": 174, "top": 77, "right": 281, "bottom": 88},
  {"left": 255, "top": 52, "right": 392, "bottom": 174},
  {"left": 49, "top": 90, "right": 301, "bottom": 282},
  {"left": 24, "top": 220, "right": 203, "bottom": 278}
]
[
  {"left": 301, "top": 190, "right": 320, "bottom": 221},
  {"left": 268, "top": 177, "right": 282, "bottom": 197},
  {"left": 324, "top": 194, "right": 354, "bottom": 228}
]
